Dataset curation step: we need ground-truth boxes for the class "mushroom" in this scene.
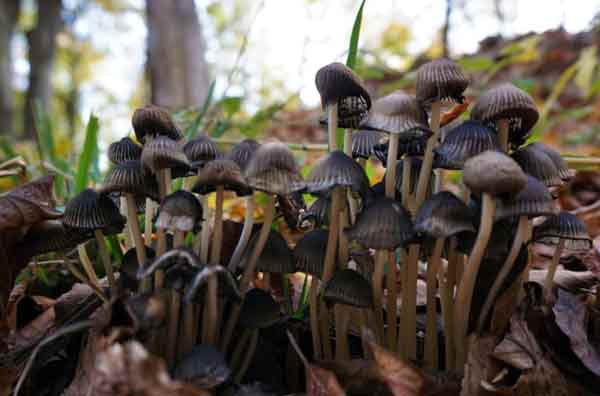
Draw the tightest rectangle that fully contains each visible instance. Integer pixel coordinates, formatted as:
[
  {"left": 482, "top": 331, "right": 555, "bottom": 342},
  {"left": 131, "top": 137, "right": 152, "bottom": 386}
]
[
  {"left": 351, "top": 129, "right": 384, "bottom": 167},
  {"left": 413, "top": 191, "right": 475, "bottom": 370},
  {"left": 512, "top": 144, "right": 564, "bottom": 189},
  {"left": 414, "top": 58, "right": 468, "bottom": 206},
  {"left": 173, "top": 344, "right": 231, "bottom": 390},
  {"left": 132, "top": 104, "right": 183, "bottom": 144},
  {"left": 156, "top": 190, "right": 202, "bottom": 250},
  {"left": 108, "top": 137, "right": 142, "bottom": 164},
  {"left": 454, "top": 151, "right": 526, "bottom": 369},
  {"left": 299, "top": 194, "right": 331, "bottom": 229},
  {"left": 471, "top": 82, "right": 539, "bottom": 151},
  {"left": 527, "top": 142, "right": 572, "bottom": 181},
  {"left": 477, "top": 175, "right": 556, "bottom": 333},
  {"left": 322, "top": 268, "right": 373, "bottom": 361}
]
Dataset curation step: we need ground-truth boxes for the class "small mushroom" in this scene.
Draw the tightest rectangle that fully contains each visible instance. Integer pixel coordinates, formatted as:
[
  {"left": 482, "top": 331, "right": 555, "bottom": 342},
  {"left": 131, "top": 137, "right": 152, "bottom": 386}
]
[
  {"left": 512, "top": 144, "right": 564, "bottom": 189},
  {"left": 527, "top": 142, "right": 572, "bottom": 181},
  {"left": 183, "top": 135, "right": 220, "bottom": 168},
  {"left": 156, "top": 190, "right": 202, "bottom": 250},
  {"left": 173, "top": 344, "right": 231, "bottom": 389},
  {"left": 132, "top": 104, "right": 182, "bottom": 144},
  {"left": 351, "top": 130, "right": 384, "bottom": 165},
  {"left": 108, "top": 137, "right": 142, "bottom": 164}
]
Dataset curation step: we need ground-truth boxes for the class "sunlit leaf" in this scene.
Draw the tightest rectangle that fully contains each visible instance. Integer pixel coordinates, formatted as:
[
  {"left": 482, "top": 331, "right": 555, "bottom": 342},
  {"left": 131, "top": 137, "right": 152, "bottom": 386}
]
[
  {"left": 574, "top": 46, "right": 597, "bottom": 99},
  {"left": 457, "top": 56, "right": 494, "bottom": 72},
  {"left": 220, "top": 96, "right": 243, "bottom": 117}
]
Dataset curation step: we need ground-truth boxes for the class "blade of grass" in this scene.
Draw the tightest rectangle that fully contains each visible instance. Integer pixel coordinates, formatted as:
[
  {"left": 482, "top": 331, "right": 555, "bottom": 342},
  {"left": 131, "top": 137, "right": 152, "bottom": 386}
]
[
  {"left": 184, "top": 80, "right": 216, "bottom": 140},
  {"left": 34, "top": 100, "right": 65, "bottom": 198},
  {"left": 345, "top": 0, "right": 366, "bottom": 70},
  {"left": 74, "top": 114, "right": 99, "bottom": 194},
  {"left": 106, "top": 235, "right": 123, "bottom": 264},
  {"left": 292, "top": 274, "right": 310, "bottom": 319}
]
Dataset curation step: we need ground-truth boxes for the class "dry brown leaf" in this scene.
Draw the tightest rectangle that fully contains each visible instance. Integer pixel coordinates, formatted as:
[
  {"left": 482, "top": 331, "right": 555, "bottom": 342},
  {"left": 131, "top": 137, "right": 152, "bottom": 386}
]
[
  {"left": 369, "top": 340, "right": 425, "bottom": 396},
  {"left": 461, "top": 334, "right": 500, "bottom": 396},
  {"left": 306, "top": 363, "right": 347, "bottom": 396}
]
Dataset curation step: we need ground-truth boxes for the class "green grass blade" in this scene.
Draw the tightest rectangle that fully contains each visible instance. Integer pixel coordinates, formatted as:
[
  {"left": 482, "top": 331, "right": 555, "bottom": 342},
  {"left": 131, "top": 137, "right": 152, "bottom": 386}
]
[
  {"left": 74, "top": 114, "right": 99, "bottom": 193},
  {"left": 34, "top": 100, "right": 56, "bottom": 162},
  {"left": 345, "top": 0, "right": 366, "bottom": 70},
  {"left": 184, "top": 80, "right": 216, "bottom": 140},
  {"left": 292, "top": 274, "right": 310, "bottom": 319},
  {"left": 106, "top": 235, "right": 123, "bottom": 264}
]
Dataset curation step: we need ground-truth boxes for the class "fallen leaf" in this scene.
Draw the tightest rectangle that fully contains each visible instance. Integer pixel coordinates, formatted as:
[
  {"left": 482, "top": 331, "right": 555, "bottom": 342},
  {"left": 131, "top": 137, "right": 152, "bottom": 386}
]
[{"left": 369, "top": 340, "right": 424, "bottom": 396}]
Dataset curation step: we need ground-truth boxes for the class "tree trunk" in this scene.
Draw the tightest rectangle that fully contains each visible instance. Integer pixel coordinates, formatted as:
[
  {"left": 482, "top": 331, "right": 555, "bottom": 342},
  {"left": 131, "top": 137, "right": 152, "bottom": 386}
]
[
  {"left": 0, "top": 0, "right": 21, "bottom": 136},
  {"left": 23, "top": 0, "right": 62, "bottom": 140},
  {"left": 146, "top": 0, "right": 210, "bottom": 109},
  {"left": 441, "top": 0, "right": 452, "bottom": 58}
]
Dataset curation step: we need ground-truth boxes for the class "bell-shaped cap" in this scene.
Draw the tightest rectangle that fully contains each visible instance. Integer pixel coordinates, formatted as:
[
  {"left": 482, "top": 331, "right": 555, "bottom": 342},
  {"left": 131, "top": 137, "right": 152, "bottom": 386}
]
[
  {"left": 173, "top": 345, "right": 231, "bottom": 389},
  {"left": 345, "top": 197, "right": 414, "bottom": 250},
  {"left": 415, "top": 58, "right": 468, "bottom": 104},
  {"left": 141, "top": 135, "right": 190, "bottom": 174},
  {"left": 244, "top": 142, "right": 304, "bottom": 195},
  {"left": 351, "top": 130, "right": 383, "bottom": 160},
  {"left": 434, "top": 120, "right": 500, "bottom": 170},
  {"left": 138, "top": 247, "right": 201, "bottom": 291},
  {"left": 240, "top": 230, "right": 295, "bottom": 274},
  {"left": 238, "top": 288, "right": 281, "bottom": 329},
  {"left": 191, "top": 159, "right": 251, "bottom": 196},
  {"left": 322, "top": 268, "right": 373, "bottom": 308},
  {"left": 533, "top": 212, "right": 592, "bottom": 250},
  {"left": 16, "top": 220, "right": 93, "bottom": 256},
  {"left": 306, "top": 151, "right": 370, "bottom": 195},
  {"left": 131, "top": 105, "right": 182, "bottom": 144},
  {"left": 414, "top": 191, "right": 475, "bottom": 238},
  {"left": 183, "top": 135, "right": 220, "bottom": 166},
  {"left": 293, "top": 229, "right": 328, "bottom": 277},
  {"left": 360, "top": 91, "right": 432, "bottom": 139},
  {"left": 524, "top": 142, "right": 572, "bottom": 181},
  {"left": 120, "top": 246, "right": 156, "bottom": 288},
  {"left": 299, "top": 195, "right": 330, "bottom": 228},
  {"left": 373, "top": 138, "right": 428, "bottom": 164},
  {"left": 511, "top": 145, "right": 563, "bottom": 188},
  {"left": 315, "top": 62, "right": 371, "bottom": 110},
  {"left": 227, "top": 139, "right": 260, "bottom": 171},
  {"left": 108, "top": 137, "right": 142, "bottom": 164},
  {"left": 63, "top": 188, "right": 125, "bottom": 233},
  {"left": 471, "top": 83, "right": 539, "bottom": 148},
  {"left": 156, "top": 190, "right": 202, "bottom": 232},
  {"left": 184, "top": 264, "right": 240, "bottom": 303},
  {"left": 496, "top": 175, "right": 557, "bottom": 220},
  {"left": 318, "top": 95, "right": 371, "bottom": 129},
  {"left": 101, "top": 160, "right": 160, "bottom": 200},
  {"left": 463, "top": 151, "right": 527, "bottom": 197}
]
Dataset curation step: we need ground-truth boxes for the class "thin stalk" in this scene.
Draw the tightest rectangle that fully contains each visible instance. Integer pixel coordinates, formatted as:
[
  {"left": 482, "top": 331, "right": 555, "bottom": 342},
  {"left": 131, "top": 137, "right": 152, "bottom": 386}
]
[
  {"left": 425, "top": 238, "right": 444, "bottom": 369},
  {"left": 385, "top": 134, "right": 399, "bottom": 198},
  {"left": 228, "top": 194, "right": 255, "bottom": 271},
  {"left": 440, "top": 238, "right": 457, "bottom": 371},
  {"left": 454, "top": 193, "right": 496, "bottom": 370},
  {"left": 230, "top": 329, "right": 252, "bottom": 370},
  {"left": 204, "top": 185, "right": 224, "bottom": 346},
  {"left": 327, "top": 103, "right": 338, "bottom": 151},
  {"left": 178, "top": 302, "right": 196, "bottom": 360},
  {"left": 93, "top": 231, "right": 115, "bottom": 295},
  {"left": 544, "top": 238, "right": 565, "bottom": 302},
  {"left": 144, "top": 198, "right": 155, "bottom": 246},
  {"left": 173, "top": 230, "right": 186, "bottom": 248},
  {"left": 399, "top": 244, "right": 419, "bottom": 360},
  {"left": 372, "top": 250, "right": 386, "bottom": 344},
  {"left": 156, "top": 170, "right": 170, "bottom": 271},
  {"left": 120, "top": 196, "right": 132, "bottom": 250},
  {"left": 77, "top": 244, "right": 101, "bottom": 289},
  {"left": 386, "top": 251, "right": 398, "bottom": 351},
  {"left": 415, "top": 100, "right": 441, "bottom": 206},
  {"left": 233, "top": 330, "right": 259, "bottom": 383},
  {"left": 166, "top": 290, "right": 181, "bottom": 367},
  {"left": 401, "top": 156, "right": 412, "bottom": 209},
  {"left": 64, "top": 258, "right": 107, "bottom": 303},
  {"left": 338, "top": 200, "right": 350, "bottom": 266},
  {"left": 477, "top": 216, "right": 528, "bottom": 333},
  {"left": 497, "top": 119, "right": 509, "bottom": 153},
  {"left": 334, "top": 304, "right": 351, "bottom": 361},
  {"left": 359, "top": 309, "right": 372, "bottom": 359},
  {"left": 262, "top": 273, "right": 271, "bottom": 291},
  {"left": 308, "top": 277, "right": 322, "bottom": 359},
  {"left": 200, "top": 195, "right": 211, "bottom": 263},
  {"left": 126, "top": 194, "right": 147, "bottom": 268},
  {"left": 343, "top": 129, "right": 353, "bottom": 156}
]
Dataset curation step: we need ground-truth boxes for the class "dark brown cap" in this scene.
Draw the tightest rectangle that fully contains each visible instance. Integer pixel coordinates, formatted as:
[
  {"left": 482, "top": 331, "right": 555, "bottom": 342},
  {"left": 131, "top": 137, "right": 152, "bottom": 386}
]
[
  {"left": 319, "top": 95, "right": 371, "bottom": 129},
  {"left": 227, "top": 139, "right": 260, "bottom": 171},
  {"left": 315, "top": 62, "right": 371, "bottom": 110},
  {"left": 345, "top": 197, "right": 414, "bottom": 250},
  {"left": 238, "top": 288, "right": 282, "bottom": 329},
  {"left": 191, "top": 159, "right": 250, "bottom": 196},
  {"left": 101, "top": 160, "right": 160, "bottom": 200},
  {"left": 156, "top": 190, "right": 202, "bottom": 232},
  {"left": 293, "top": 229, "right": 328, "bottom": 277},
  {"left": 173, "top": 345, "right": 231, "bottom": 389},
  {"left": 244, "top": 142, "right": 305, "bottom": 195},
  {"left": 496, "top": 175, "right": 556, "bottom": 220},
  {"left": 525, "top": 142, "right": 572, "bottom": 181},
  {"left": 108, "top": 137, "right": 142, "bottom": 164},
  {"left": 183, "top": 135, "right": 220, "bottom": 165},
  {"left": 533, "top": 212, "right": 591, "bottom": 251},
  {"left": 351, "top": 130, "right": 383, "bottom": 160},
  {"left": 322, "top": 268, "right": 373, "bottom": 308},
  {"left": 463, "top": 151, "right": 527, "bottom": 197},
  {"left": 373, "top": 138, "right": 428, "bottom": 163},
  {"left": 307, "top": 151, "right": 370, "bottom": 195},
  {"left": 414, "top": 191, "right": 475, "bottom": 238},
  {"left": 131, "top": 105, "right": 182, "bottom": 144},
  {"left": 16, "top": 220, "right": 93, "bottom": 256},
  {"left": 433, "top": 120, "right": 500, "bottom": 170},
  {"left": 140, "top": 135, "right": 190, "bottom": 174},
  {"left": 240, "top": 230, "right": 295, "bottom": 274},
  {"left": 62, "top": 188, "right": 125, "bottom": 234},
  {"left": 511, "top": 145, "right": 563, "bottom": 188},
  {"left": 415, "top": 58, "right": 468, "bottom": 104}
]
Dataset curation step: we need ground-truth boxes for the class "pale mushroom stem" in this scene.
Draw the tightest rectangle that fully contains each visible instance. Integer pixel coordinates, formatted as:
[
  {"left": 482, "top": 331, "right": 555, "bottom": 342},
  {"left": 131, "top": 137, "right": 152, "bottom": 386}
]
[
  {"left": 385, "top": 134, "right": 400, "bottom": 198},
  {"left": 228, "top": 194, "right": 255, "bottom": 271},
  {"left": 415, "top": 100, "right": 441, "bottom": 206},
  {"left": 386, "top": 251, "right": 398, "bottom": 351},
  {"left": 144, "top": 198, "right": 155, "bottom": 246},
  {"left": 399, "top": 244, "right": 420, "bottom": 360},
  {"left": 155, "top": 169, "right": 169, "bottom": 289},
  {"left": 204, "top": 185, "right": 224, "bottom": 346},
  {"left": 401, "top": 156, "right": 412, "bottom": 209},
  {"left": 173, "top": 230, "right": 186, "bottom": 248},
  {"left": 338, "top": 199, "right": 350, "bottom": 266},
  {"left": 334, "top": 304, "right": 351, "bottom": 361},
  {"left": 454, "top": 193, "right": 496, "bottom": 370},
  {"left": 343, "top": 128, "right": 359, "bottom": 223},
  {"left": 440, "top": 238, "right": 457, "bottom": 371},
  {"left": 233, "top": 330, "right": 259, "bottom": 383},
  {"left": 220, "top": 194, "right": 277, "bottom": 352},
  {"left": 477, "top": 216, "right": 528, "bottom": 333},
  {"left": 372, "top": 250, "right": 387, "bottom": 344},
  {"left": 94, "top": 230, "right": 116, "bottom": 295},
  {"left": 308, "top": 277, "right": 322, "bottom": 359},
  {"left": 200, "top": 195, "right": 211, "bottom": 263},
  {"left": 125, "top": 194, "right": 147, "bottom": 268},
  {"left": 166, "top": 291, "right": 181, "bottom": 367},
  {"left": 359, "top": 309, "right": 373, "bottom": 359},
  {"left": 544, "top": 237, "right": 565, "bottom": 302},
  {"left": 327, "top": 103, "right": 338, "bottom": 151},
  {"left": 64, "top": 255, "right": 107, "bottom": 303},
  {"left": 120, "top": 196, "right": 132, "bottom": 249},
  {"left": 425, "top": 237, "right": 444, "bottom": 369},
  {"left": 497, "top": 119, "right": 509, "bottom": 153}
]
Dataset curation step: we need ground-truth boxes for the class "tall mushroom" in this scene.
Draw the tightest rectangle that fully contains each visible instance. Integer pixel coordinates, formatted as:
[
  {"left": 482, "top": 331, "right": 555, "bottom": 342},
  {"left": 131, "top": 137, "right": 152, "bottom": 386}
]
[{"left": 512, "top": 144, "right": 564, "bottom": 189}]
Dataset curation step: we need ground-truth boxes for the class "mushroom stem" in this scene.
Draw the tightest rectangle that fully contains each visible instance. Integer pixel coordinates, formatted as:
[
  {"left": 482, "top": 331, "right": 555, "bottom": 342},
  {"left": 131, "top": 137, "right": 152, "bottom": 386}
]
[
  {"left": 425, "top": 237, "right": 444, "bottom": 369},
  {"left": 156, "top": 169, "right": 169, "bottom": 258},
  {"left": 327, "top": 103, "right": 338, "bottom": 151},
  {"left": 228, "top": 194, "right": 255, "bottom": 271},
  {"left": 415, "top": 100, "right": 441, "bottom": 206},
  {"left": 220, "top": 194, "right": 277, "bottom": 352},
  {"left": 544, "top": 237, "right": 565, "bottom": 302},
  {"left": 144, "top": 198, "right": 155, "bottom": 246},
  {"left": 166, "top": 290, "right": 181, "bottom": 367},
  {"left": 230, "top": 328, "right": 251, "bottom": 371},
  {"left": 204, "top": 185, "right": 224, "bottom": 346},
  {"left": 125, "top": 194, "right": 147, "bottom": 268},
  {"left": 64, "top": 256, "right": 107, "bottom": 303},
  {"left": 372, "top": 250, "right": 386, "bottom": 344},
  {"left": 477, "top": 216, "right": 528, "bottom": 333},
  {"left": 343, "top": 129, "right": 353, "bottom": 156},
  {"left": 334, "top": 304, "right": 351, "bottom": 361},
  {"left": 200, "top": 195, "right": 211, "bottom": 263},
  {"left": 386, "top": 251, "right": 398, "bottom": 351},
  {"left": 454, "top": 193, "right": 496, "bottom": 370},
  {"left": 77, "top": 244, "right": 101, "bottom": 289},
  {"left": 178, "top": 302, "right": 196, "bottom": 360},
  {"left": 385, "top": 134, "right": 399, "bottom": 198},
  {"left": 359, "top": 309, "right": 372, "bottom": 359},
  {"left": 440, "top": 238, "right": 457, "bottom": 371},
  {"left": 308, "top": 276, "right": 323, "bottom": 359},
  {"left": 120, "top": 196, "right": 132, "bottom": 250},
  {"left": 262, "top": 272, "right": 271, "bottom": 291},
  {"left": 399, "top": 244, "right": 419, "bottom": 360},
  {"left": 154, "top": 227, "right": 167, "bottom": 290},
  {"left": 94, "top": 230, "right": 116, "bottom": 295},
  {"left": 173, "top": 230, "right": 186, "bottom": 248},
  {"left": 338, "top": 199, "right": 350, "bottom": 266},
  {"left": 497, "top": 119, "right": 509, "bottom": 153},
  {"left": 401, "top": 156, "right": 412, "bottom": 209},
  {"left": 233, "top": 329, "right": 259, "bottom": 383}
]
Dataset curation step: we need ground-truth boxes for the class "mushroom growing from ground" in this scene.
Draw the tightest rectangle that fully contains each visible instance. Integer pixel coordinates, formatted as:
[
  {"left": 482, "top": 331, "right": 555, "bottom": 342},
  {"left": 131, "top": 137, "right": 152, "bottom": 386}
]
[
  {"left": 173, "top": 344, "right": 231, "bottom": 390},
  {"left": 512, "top": 144, "right": 564, "bottom": 189},
  {"left": 351, "top": 129, "right": 383, "bottom": 167}
]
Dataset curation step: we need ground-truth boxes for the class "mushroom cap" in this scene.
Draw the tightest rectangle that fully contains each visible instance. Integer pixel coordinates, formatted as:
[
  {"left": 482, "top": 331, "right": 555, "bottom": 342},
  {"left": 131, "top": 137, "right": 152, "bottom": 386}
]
[
  {"left": 345, "top": 197, "right": 414, "bottom": 250},
  {"left": 360, "top": 91, "right": 432, "bottom": 138},
  {"left": 240, "top": 230, "right": 295, "bottom": 274},
  {"left": 244, "top": 142, "right": 305, "bottom": 195},
  {"left": 16, "top": 220, "right": 93, "bottom": 256},
  {"left": 307, "top": 151, "right": 370, "bottom": 195},
  {"left": 138, "top": 247, "right": 201, "bottom": 291},
  {"left": 173, "top": 344, "right": 231, "bottom": 389},
  {"left": 471, "top": 83, "right": 539, "bottom": 149},
  {"left": 101, "top": 160, "right": 160, "bottom": 200},
  {"left": 238, "top": 288, "right": 281, "bottom": 329},
  {"left": 227, "top": 139, "right": 260, "bottom": 171},
  {"left": 184, "top": 264, "right": 241, "bottom": 303},
  {"left": 108, "top": 137, "right": 142, "bottom": 164},
  {"left": 434, "top": 120, "right": 500, "bottom": 170},
  {"left": 293, "top": 229, "right": 328, "bottom": 277},
  {"left": 496, "top": 175, "right": 557, "bottom": 220},
  {"left": 318, "top": 95, "right": 371, "bottom": 129},
  {"left": 62, "top": 188, "right": 126, "bottom": 233},
  {"left": 132, "top": 105, "right": 182, "bottom": 144},
  {"left": 322, "top": 268, "right": 373, "bottom": 308},
  {"left": 140, "top": 135, "right": 190, "bottom": 174},
  {"left": 463, "top": 151, "right": 527, "bottom": 197},
  {"left": 191, "top": 159, "right": 251, "bottom": 196},
  {"left": 373, "top": 138, "right": 428, "bottom": 163},
  {"left": 315, "top": 62, "right": 371, "bottom": 110},
  {"left": 299, "top": 194, "right": 330, "bottom": 228},
  {"left": 524, "top": 142, "right": 572, "bottom": 181},
  {"left": 156, "top": 190, "right": 202, "bottom": 232},
  {"left": 533, "top": 212, "right": 592, "bottom": 250},
  {"left": 351, "top": 130, "right": 383, "bottom": 159},
  {"left": 414, "top": 191, "right": 476, "bottom": 238},
  {"left": 511, "top": 145, "right": 563, "bottom": 188},
  {"left": 183, "top": 135, "right": 220, "bottom": 165},
  {"left": 415, "top": 58, "right": 468, "bottom": 104},
  {"left": 121, "top": 246, "right": 156, "bottom": 286}
]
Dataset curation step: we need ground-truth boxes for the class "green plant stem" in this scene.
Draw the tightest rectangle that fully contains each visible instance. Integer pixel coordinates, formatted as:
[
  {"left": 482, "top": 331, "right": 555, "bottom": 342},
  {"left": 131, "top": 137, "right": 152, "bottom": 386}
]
[
  {"left": 415, "top": 100, "right": 441, "bottom": 206},
  {"left": 425, "top": 238, "right": 444, "bottom": 369}
]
